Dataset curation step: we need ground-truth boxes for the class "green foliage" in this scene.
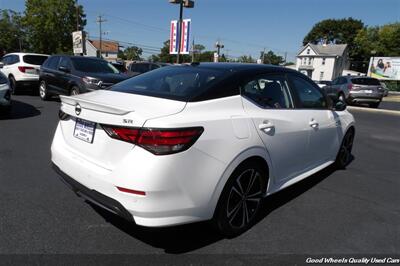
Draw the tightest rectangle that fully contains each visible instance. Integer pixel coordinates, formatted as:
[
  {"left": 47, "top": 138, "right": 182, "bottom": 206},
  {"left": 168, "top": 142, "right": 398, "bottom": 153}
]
[
  {"left": 260, "top": 50, "right": 284, "bottom": 65},
  {"left": 157, "top": 40, "right": 191, "bottom": 63},
  {"left": 23, "top": 0, "right": 86, "bottom": 54},
  {"left": 0, "top": 9, "right": 25, "bottom": 55},
  {"left": 123, "top": 46, "right": 142, "bottom": 61},
  {"left": 238, "top": 55, "right": 255, "bottom": 63}
]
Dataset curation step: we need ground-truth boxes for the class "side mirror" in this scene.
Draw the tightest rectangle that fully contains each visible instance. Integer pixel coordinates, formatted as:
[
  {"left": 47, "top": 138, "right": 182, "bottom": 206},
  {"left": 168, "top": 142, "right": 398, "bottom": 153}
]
[
  {"left": 59, "top": 66, "right": 70, "bottom": 73},
  {"left": 334, "top": 100, "right": 347, "bottom": 111}
]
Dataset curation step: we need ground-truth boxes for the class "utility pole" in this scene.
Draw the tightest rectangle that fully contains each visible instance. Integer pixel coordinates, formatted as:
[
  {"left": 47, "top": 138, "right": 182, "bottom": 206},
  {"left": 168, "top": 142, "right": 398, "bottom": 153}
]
[{"left": 97, "top": 15, "right": 107, "bottom": 58}]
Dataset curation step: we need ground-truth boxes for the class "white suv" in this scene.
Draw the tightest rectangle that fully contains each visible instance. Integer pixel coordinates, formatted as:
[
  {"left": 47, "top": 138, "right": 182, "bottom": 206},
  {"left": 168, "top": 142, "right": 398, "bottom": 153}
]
[
  {"left": 0, "top": 53, "right": 49, "bottom": 94},
  {"left": 51, "top": 63, "right": 355, "bottom": 236}
]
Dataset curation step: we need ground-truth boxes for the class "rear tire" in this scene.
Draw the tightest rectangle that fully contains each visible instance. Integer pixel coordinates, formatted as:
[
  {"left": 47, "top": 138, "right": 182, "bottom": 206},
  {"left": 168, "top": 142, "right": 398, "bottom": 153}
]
[
  {"left": 70, "top": 86, "right": 80, "bottom": 96},
  {"left": 39, "top": 80, "right": 49, "bottom": 101},
  {"left": 335, "top": 128, "right": 355, "bottom": 169},
  {"left": 9, "top": 76, "right": 18, "bottom": 95},
  {"left": 213, "top": 160, "right": 267, "bottom": 238}
]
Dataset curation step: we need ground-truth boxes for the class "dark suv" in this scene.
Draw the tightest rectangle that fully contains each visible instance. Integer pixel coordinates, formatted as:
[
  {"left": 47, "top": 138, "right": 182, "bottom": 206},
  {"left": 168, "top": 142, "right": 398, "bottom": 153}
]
[
  {"left": 323, "top": 76, "right": 384, "bottom": 108},
  {"left": 39, "top": 56, "right": 129, "bottom": 100},
  {"left": 127, "top": 62, "right": 170, "bottom": 77}
]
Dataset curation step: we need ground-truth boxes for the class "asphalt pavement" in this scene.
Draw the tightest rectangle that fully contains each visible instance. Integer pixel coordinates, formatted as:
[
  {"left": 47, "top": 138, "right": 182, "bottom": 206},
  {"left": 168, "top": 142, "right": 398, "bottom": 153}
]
[{"left": 0, "top": 95, "right": 399, "bottom": 264}]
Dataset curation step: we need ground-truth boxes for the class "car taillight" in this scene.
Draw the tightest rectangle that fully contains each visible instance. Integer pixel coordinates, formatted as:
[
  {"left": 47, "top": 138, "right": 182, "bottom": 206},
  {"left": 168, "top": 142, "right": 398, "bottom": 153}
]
[
  {"left": 18, "top": 66, "right": 35, "bottom": 73},
  {"left": 348, "top": 83, "right": 353, "bottom": 90},
  {"left": 102, "top": 126, "right": 204, "bottom": 155}
]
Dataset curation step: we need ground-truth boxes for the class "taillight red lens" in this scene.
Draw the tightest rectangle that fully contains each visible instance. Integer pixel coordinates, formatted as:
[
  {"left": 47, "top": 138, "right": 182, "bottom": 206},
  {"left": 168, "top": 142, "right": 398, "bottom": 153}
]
[
  {"left": 102, "top": 126, "right": 204, "bottom": 155},
  {"left": 18, "top": 66, "right": 35, "bottom": 73}
]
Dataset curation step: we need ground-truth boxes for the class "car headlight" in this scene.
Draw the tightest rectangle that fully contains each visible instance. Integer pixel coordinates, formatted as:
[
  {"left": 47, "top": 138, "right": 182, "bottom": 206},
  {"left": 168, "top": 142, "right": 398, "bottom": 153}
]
[{"left": 82, "top": 77, "right": 101, "bottom": 86}]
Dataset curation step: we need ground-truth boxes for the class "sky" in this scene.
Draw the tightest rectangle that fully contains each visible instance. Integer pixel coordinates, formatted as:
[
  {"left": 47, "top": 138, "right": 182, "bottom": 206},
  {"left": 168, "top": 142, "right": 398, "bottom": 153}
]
[{"left": 1, "top": 0, "right": 399, "bottom": 62}]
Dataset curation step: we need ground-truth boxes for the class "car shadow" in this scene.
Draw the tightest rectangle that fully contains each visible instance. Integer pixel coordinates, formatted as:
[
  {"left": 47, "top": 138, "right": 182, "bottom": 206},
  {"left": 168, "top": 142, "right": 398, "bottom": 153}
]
[
  {"left": 0, "top": 99, "right": 41, "bottom": 120},
  {"left": 88, "top": 162, "right": 352, "bottom": 254}
]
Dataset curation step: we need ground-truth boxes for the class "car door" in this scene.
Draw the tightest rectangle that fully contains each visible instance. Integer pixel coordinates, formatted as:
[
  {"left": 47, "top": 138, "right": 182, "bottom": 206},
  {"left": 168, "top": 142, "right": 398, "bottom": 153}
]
[
  {"left": 288, "top": 74, "right": 340, "bottom": 167},
  {"left": 42, "top": 56, "right": 60, "bottom": 93},
  {"left": 241, "top": 72, "right": 311, "bottom": 184},
  {"left": 57, "top": 57, "right": 73, "bottom": 94}
]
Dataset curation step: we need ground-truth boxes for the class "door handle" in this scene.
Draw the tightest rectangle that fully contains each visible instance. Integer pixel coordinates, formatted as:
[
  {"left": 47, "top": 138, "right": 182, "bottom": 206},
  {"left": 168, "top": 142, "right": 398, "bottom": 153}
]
[
  {"left": 259, "top": 121, "right": 274, "bottom": 132},
  {"left": 309, "top": 119, "right": 319, "bottom": 128}
]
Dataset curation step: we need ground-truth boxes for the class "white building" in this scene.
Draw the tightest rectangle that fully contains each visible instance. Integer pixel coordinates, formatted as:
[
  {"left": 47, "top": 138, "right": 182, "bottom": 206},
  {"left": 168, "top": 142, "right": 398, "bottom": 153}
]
[
  {"left": 296, "top": 43, "right": 349, "bottom": 81},
  {"left": 84, "top": 39, "right": 119, "bottom": 62}
]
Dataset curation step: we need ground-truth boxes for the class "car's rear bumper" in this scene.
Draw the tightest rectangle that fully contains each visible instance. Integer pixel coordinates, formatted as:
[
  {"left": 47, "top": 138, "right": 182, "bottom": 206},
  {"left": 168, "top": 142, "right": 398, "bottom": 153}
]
[{"left": 348, "top": 92, "right": 382, "bottom": 103}]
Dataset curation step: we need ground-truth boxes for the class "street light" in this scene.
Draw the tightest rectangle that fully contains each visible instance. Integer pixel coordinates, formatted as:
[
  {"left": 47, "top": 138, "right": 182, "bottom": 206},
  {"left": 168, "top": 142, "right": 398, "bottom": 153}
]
[{"left": 169, "top": 0, "right": 194, "bottom": 63}]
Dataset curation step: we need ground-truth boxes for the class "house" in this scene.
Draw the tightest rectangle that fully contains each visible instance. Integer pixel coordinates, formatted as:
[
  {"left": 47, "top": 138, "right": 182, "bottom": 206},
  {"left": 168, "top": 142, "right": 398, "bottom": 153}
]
[
  {"left": 84, "top": 39, "right": 119, "bottom": 61},
  {"left": 296, "top": 43, "right": 349, "bottom": 81}
]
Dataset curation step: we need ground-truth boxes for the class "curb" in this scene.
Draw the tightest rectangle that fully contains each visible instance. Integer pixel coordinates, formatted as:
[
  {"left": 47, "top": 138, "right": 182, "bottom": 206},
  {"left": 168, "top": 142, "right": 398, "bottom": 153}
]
[{"left": 347, "top": 106, "right": 400, "bottom": 116}]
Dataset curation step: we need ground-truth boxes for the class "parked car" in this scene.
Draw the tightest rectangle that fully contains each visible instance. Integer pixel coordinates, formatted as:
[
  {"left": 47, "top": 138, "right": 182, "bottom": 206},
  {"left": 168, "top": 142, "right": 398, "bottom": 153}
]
[
  {"left": 380, "top": 81, "right": 389, "bottom": 97},
  {"left": 314, "top": 80, "right": 331, "bottom": 88},
  {"left": 127, "top": 61, "right": 170, "bottom": 77},
  {"left": 0, "top": 71, "right": 11, "bottom": 113},
  {"left": 51, "top": 63, "right": 355, "bottom": 237},
  {"left": 323, "top": 76, "right": 384, "bottom": 108},
  {"left": 0, "top": 52, "right": 49, "bottom": 95},
  {"left": 111, "top": 62, "right": 127, "bottom": 74},
  {"left": 39, "top": 55, "right": 129, "bottom": 100}
]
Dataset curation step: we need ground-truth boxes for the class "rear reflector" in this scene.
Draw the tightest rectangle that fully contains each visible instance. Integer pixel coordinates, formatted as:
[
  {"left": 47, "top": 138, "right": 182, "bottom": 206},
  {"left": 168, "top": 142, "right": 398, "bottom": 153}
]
[
  {"left": 102, "top": 126, "right": 204, "bottom": 155},
  {"left": 116, "top": 186, "right": 146, "bottom": 196},
  {"left": 18, "top": 66, "right": 35, "bottom": 73}
]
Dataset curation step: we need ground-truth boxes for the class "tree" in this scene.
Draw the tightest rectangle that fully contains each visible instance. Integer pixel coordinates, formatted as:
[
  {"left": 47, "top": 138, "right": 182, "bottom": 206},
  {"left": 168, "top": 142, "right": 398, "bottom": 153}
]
[
  {"left": 238, "top": 55, "right": 255, "bottom": 63},
  {"left": 0, "top": 9, "right": 25, "bottom": 56},
  {"left": 260, "top": 50, "right": 284, "bottom": 65},
  {"left": 117, "top": 50, "right": 127, "bottom": 60},
  {"left": 123, "top": 46, "right": 142, "bottom": 61},
  {"left": 157, "top": 40, "right": 191, "bottom": 63},
  {"left": 23, "top": 0, "right": 86, "bottom": 54}
]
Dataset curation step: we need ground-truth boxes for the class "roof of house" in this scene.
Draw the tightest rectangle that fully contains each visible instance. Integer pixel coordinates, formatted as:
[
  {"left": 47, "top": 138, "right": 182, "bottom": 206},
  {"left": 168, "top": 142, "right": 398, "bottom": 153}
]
[
  {"left": 89, "top": 40, "right": 119, "bottom": 53},
  {"left": 300, "top": 43, "right": 348, "bottom": 56}
]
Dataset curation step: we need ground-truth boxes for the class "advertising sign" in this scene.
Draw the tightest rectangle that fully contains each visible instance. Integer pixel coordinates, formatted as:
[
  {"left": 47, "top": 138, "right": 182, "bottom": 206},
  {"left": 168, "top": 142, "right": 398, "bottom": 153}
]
[
  {"left": 170, "top": 19, "right": 191, "bottom": 55},
  {"left": 367, "top": 57, "right": 400, "bottom": 80},
  {"left": 72, "top": 31, "right": 86, "bottom": 54}
]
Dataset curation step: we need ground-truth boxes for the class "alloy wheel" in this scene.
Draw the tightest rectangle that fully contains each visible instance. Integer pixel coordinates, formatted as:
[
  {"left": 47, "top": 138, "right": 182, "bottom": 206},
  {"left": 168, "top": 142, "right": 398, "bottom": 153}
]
[
  {"left": 338, "top": 131, "right": 354, "bottom": 167},
  {"left": 39, "top": 82, "right": 46, "bottom": 99}
]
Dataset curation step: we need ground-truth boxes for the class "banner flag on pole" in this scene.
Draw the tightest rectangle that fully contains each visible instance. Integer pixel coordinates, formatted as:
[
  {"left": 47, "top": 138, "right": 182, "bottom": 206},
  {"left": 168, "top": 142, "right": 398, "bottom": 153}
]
[{"left": 170, "top": 19, "right": 191, "bottom": 55}]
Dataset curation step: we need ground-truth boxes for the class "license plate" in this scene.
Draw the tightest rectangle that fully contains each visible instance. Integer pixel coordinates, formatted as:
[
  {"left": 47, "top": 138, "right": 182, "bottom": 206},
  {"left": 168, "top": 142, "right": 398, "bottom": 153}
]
[
  {"left": 73, "top": 118, "right": 96, "bottom": 143},
  {"left": 362, "top": 90, "right": 373, "bottom": 94}
]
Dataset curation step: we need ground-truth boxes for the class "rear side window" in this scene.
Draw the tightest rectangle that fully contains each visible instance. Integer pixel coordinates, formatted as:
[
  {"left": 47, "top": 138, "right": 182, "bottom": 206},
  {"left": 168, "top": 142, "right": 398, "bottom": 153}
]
[
  {"left": 71, "top": 58, "right": 118, "bottom": 73},
  {"left": 131, "top": 63, "right": 149, "bottom": 73},
  {"left": 23, "top": 55, "right": 48, "bottom": 65},
  {"left": 289, "top": 75, "right": 327, "bottom": 109},
  {"left": 351, "top": 78, "right": 380, "bottom": 86},
  {"left": 111, "top": 66, "right": 230, "bottom": 101},
  {"left": 242, "top": 74, "right": 293, "bottom": 109},
  {"left": 47, "top": 57, "right": 60, "bottom": 70}
]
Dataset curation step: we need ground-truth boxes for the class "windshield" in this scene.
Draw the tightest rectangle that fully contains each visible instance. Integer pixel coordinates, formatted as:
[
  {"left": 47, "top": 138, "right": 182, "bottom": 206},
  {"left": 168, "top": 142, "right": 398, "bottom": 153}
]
[
  {"left": 71, "top": 58, "right": 119, "bottom": 73},
  {"left": 110, "top": 66, "right": 230, "bottom": 101},
  {"left": 351, "top": 78, "right": 380, "bottom": 86},
  {"left": 23, "top": 55, "right": 48, "bottom": 65}
]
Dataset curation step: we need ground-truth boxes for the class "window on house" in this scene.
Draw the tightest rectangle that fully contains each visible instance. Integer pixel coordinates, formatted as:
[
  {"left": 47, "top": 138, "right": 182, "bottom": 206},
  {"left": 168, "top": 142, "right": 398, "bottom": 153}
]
[
  {"left": 322, "top": 58, "right": 326, "bottom": 65},
  {"left": 320, "top": 71, "right": 324, "bottom": 80},
  {"left": 307, "top": 49, "right": 310, "bottom": 55}
]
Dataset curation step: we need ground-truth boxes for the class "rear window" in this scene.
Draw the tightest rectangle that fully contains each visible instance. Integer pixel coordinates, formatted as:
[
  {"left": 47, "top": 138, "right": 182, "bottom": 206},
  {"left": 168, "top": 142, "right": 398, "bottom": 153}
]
[
  {"left": 351, "top": 78, "right": 380, "bottom": 86},
  {"left": 23, "top": 55, "right": 48, "bottom": 65},
  {"left": 71, "top": 58, "right": 119, "bottom": 73},
  {"left": 110, "top": 66, "right": 230, "bottom": 101}
]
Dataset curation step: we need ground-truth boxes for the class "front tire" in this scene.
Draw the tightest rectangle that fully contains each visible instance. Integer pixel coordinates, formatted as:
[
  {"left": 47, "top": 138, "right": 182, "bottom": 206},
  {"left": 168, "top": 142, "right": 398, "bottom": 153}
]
[
  {"left": 39, "top": 80, "right": 49, "bottom": 101},
  {"left": 213, "top": 161, "right": 267, "bottom": 237},
  {"left": 335, "top": 128, "right": 355, "bottom": 169}
]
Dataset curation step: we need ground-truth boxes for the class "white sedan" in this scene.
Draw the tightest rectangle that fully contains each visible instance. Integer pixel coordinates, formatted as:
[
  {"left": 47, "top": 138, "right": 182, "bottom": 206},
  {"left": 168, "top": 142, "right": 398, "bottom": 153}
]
[{"left": 51, "top": 63, "right": 355, "bottom": 237}]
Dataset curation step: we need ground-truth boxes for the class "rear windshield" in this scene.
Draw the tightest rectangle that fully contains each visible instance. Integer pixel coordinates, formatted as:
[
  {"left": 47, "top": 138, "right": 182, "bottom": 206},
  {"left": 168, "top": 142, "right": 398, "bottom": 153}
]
[
  {"left": 110, "top": 66, "right": 230, "bottom": 101},
  {"left": 351, "top": 78, "right": 380, "bottom": 86},
  {"left": 71, "top": 58, "right": 119, "bottom": 73},
  {"left": 23, "top": 55, "right": 48, "bottom": 65}
]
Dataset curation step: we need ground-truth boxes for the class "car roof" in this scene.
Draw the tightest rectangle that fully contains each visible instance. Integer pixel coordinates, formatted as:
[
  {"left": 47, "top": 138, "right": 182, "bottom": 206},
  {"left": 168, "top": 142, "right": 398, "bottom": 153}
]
[
  {"left": 51, "top": 55, "right": 106, "bottom": 61},
  {"left": 5, "top": 52, "right": 49, "bottom": 57}
]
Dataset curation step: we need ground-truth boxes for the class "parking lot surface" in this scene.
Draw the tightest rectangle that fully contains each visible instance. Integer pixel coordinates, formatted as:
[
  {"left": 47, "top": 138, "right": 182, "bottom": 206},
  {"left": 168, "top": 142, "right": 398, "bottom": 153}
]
[{"left": 0, "top": 95, "right": 399, "bottom": 259}]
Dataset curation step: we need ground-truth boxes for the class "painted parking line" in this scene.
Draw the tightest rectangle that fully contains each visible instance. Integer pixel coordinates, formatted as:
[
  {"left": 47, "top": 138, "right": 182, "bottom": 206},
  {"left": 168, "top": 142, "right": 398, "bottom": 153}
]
[{"left": 347, "top": 106, "right": 400, "bottom": 116}]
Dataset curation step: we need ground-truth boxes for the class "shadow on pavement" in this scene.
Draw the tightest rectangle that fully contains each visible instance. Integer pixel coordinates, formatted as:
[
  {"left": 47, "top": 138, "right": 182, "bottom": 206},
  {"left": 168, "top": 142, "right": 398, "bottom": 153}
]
[
  {"left": 89, "top": 162, "right": 352, "bottom": 254},
  {"left": 0, "top": 99, "right": 41, "bottom": 120}
]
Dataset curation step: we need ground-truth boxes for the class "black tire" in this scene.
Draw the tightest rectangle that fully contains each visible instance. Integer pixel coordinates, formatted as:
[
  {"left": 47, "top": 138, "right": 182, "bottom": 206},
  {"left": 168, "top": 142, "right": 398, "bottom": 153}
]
[
  {"left": 213, "top": 160, "right": 267, "bottom": 237},
  {"left": 39, "top": 80, "right": 49, "bottom": 101},
  {"left": 335, "top": 128, "right": 355, "bottom": 169},
  {"left": 70, "top": 86, "right": 80, "bottom": 96},
  {"left": 369, "top": 102, "right": 380, "bottom": 108},
  {"left": 9, "top": 76, "right": 18, "bottom": 95}
]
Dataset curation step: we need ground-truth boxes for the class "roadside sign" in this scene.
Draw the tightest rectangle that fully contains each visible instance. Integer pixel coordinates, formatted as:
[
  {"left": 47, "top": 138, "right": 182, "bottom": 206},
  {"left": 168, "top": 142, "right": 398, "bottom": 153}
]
[
  {"left": 72, "top": 31, "right": 86, "bottom": 54},
  {"left": 367, "top": 57, "right": 400, "bottom": 80},
  {"left": 170, "top": 19, "right": 191, "bottom": 55}
]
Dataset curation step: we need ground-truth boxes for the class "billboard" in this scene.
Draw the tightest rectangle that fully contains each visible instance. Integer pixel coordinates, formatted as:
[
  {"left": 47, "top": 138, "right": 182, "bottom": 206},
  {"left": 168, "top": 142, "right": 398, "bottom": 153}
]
[
  {"left": 367, "top": 57, "right": 400, "bottom": 80},
  {"left": 72, "top": 31, "right": 86, "bottom": 54},
  {"left": 170, "top": 19, "right": 191, "bottom": 55}
]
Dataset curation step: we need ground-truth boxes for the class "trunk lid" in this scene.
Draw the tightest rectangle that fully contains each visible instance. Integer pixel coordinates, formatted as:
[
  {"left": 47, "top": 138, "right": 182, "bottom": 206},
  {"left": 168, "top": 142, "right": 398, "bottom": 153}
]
[{"left": 58, "top": 90, "right": 186, "bottom": 169}]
